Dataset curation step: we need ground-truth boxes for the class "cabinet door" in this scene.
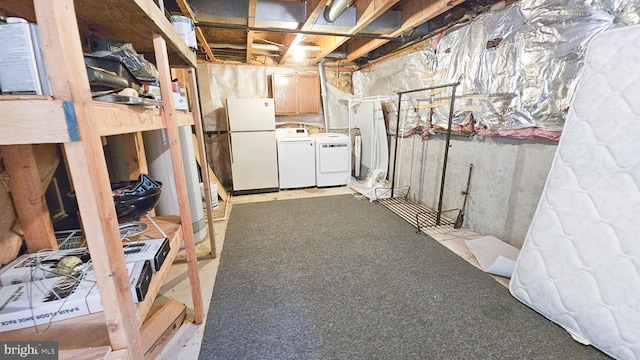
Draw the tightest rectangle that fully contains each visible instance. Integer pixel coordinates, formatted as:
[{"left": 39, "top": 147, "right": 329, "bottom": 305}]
[
  {"left": 297, "top": 74, "right": 320, "bottom": 114},
  {"left": 273, "top": 73, "right": 297, "bottom": 114}
]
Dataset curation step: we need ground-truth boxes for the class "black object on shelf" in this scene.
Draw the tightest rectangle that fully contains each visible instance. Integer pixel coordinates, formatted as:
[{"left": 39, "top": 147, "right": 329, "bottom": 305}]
[
  {"left": 65, "top": 174, "right": 163, "bottom": 224},
  {"left": 111, "top": 174, "right": 163, "bottom": 223},
  {"left": 84, "top": 54, "right": 142, "bottom": 92}
]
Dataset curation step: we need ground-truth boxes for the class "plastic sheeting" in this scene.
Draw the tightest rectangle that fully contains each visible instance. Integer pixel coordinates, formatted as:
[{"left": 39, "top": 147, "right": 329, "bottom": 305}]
[
  {"left": 197, "top": 63, "right": 353, "bottom": 131},
  {"left": 348, "top": 97, "right": 391, "bottom": 178},
  {"left": 353, "top": 0, "right": 640, "bottom": 134},
  {"left": 325, "top": 82, "right": 353, "bottom": 129},
  {"left": 347, "top": 97, "right": 394, "bottom": 201},
  {"left": 197, "top": 64, "right": 268, "bottom": 131}
]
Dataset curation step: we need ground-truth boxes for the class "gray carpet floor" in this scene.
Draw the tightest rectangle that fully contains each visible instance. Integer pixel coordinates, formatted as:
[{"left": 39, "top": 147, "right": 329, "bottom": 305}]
[{"left": 199, "top": 195, "right": 610, "bottom": 360}]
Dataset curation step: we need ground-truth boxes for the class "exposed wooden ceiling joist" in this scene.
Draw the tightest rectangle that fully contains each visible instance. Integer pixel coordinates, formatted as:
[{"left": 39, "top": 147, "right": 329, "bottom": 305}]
[
  {"left": 343, "top": 0, "right": 467, "bottom": 64},
  {"left": 280, "top": 0, "right": 329, "bottom": 64},
  {"left": 167, "top": 0, "right": 489, "bottom": 67},
  {"left": 246, "top": 0, "right": 257, "bottom": 63}
]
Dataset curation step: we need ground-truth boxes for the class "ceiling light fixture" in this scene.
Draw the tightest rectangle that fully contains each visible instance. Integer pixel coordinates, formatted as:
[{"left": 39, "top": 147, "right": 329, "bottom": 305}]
[
  {"left": 290, "top": 34, "right": 303, "bottom": 47},
  {"left": 292, "top": 47, "right": 306, "bottom": 63}
]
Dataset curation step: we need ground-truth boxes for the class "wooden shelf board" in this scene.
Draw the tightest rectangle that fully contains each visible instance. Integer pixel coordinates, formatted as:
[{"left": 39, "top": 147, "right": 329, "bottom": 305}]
[
  {"left": 0, "top": 311, "right": 111, "bottom": 349},
  {"left": 175, "top": 110, "right": 194, "bottom": 127},
  {"left": 0, "top": 99, "right": 75, "bottom": 144},
  {"left": 73, "top": 0, "right": 196, "bottom": 67},
  {"left": 60, "top": 346, "right": 113, "bottom": 360},
  {"left": 94, "top": 103, "right": 193, "bottom": 136},
  {"left": 94, "top": 102, "right": 164, "bottom": 136},
  {"left": 0, "top": 99, "right": 194, "bottom": 142}
]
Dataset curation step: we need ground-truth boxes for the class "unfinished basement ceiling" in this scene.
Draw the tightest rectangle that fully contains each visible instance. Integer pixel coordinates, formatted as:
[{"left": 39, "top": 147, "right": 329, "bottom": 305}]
[{"left": 165, "top": 0, "right": 504, "bottom": 67}]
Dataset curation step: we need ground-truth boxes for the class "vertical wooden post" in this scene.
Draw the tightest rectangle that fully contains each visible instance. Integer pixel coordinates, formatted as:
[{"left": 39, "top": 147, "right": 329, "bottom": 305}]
[
  {"left": 188, "top": 69, "right": 217, "bottom": 258},
  {"left": 153, "top": 33, "right": 204, "bottom": 325}
]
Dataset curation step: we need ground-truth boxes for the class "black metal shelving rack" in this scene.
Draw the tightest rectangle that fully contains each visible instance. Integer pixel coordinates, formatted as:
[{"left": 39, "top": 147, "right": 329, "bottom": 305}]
[{"left": 377, "top": 82, "right": 460, "bottom": 232}]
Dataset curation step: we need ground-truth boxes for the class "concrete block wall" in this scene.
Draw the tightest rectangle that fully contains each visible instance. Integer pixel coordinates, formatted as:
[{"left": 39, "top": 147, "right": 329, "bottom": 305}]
[{"left": 389, "top": 134, "right": 558, "bottom": 248}]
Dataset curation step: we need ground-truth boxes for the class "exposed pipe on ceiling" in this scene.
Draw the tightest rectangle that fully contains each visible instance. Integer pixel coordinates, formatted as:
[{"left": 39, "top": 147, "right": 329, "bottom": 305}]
[
  {"left": 323, "top": 0, "right": 351, "bottom": 23},
  {"left": 253, "top": 44, "right": 283, "bottom": 51},
  {"left": 209, "top": 43, "right": 322, "bottom": 52},
  {"left": 197, "top": 22, "right": 409, "bottom": 42},
  {"left": 209, "top": 43, "right": 246, "bottom": 50}
]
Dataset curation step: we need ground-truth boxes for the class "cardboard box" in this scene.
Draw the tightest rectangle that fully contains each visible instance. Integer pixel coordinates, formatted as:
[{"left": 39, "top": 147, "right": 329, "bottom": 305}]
[
  {"left": 122, "top": 237, "right": 170, "bottom": 272},
  {"left": 0, "top": 261, "right": 151, "bottom": 333},
  {"left": 141, "top": 299, "right": 186, "bottom": 360},
  {"left": 0, "top": 238, "right": 169, "bottom": 287}
]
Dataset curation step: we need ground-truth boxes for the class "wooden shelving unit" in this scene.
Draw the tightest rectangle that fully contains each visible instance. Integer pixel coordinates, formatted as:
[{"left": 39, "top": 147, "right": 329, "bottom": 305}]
[{"left": 0, "top": 0, "right": 214, "bottom": 358}]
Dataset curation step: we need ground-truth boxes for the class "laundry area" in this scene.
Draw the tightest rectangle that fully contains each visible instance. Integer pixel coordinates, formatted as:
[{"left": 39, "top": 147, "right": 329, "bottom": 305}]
[
  {"left": 0, "top": 0, "right": 639, "bottom": 359},
  {"left": 223, "top": 97, "right": 351, "bottom": 194}
]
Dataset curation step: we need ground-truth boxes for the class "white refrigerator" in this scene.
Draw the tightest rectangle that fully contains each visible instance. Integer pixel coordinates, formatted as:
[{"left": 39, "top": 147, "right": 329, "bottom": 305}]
[{"left": 226, "top": 98, "right": 279, "bottom": 194}]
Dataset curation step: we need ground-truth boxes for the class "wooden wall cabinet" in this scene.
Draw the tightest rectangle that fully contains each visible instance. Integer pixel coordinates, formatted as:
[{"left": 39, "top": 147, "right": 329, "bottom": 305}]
[
  {"left": 0, "top": 0, "right": 215, "bottom": 358},
  {"left": 272, "top": 73, "right": 320, "bottom": 115}
]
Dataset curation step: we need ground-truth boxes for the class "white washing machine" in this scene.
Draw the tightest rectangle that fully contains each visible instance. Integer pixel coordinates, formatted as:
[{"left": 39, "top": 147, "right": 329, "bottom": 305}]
[
  {"left": 311, "top": 133, "right": 351, "bottom": 187},
  {"left": 276, "top": 128, "right": 316, "bottom": 189}
]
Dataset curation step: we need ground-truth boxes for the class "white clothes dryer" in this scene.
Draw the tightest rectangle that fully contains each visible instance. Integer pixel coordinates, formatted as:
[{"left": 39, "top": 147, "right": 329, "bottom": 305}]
[
  {"left": 311, "top": 133, "right": 351, "bottom": 187},
  {"left": 276, "top": 128, "right": 316, "bottom": 189}
]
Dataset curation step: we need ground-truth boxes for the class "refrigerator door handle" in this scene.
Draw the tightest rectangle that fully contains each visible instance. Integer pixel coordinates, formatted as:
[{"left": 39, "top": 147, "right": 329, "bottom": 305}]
[{"left": 229, "top": 135, "right": 233, "bottom": 163}]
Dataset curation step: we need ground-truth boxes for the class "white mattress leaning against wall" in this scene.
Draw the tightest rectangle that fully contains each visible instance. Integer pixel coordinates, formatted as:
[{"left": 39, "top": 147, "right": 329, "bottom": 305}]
[{"left": 509, "top": 24, "right": 640, "bottom": 360}]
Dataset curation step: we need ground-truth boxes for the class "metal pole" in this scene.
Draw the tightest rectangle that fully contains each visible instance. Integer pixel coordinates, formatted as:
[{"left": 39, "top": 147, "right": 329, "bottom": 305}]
[
  {"left": 436, "top": 84, "right": 458, "bottom": 225},
  {"left": 318, "top": 61, "right": 330, "bottom": 133},
  {"left": 390, "top": 93, "right": 402, "bottom": 197},
  {"left": 397, "top": 83, "right": 461, "bottom": 95}
]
